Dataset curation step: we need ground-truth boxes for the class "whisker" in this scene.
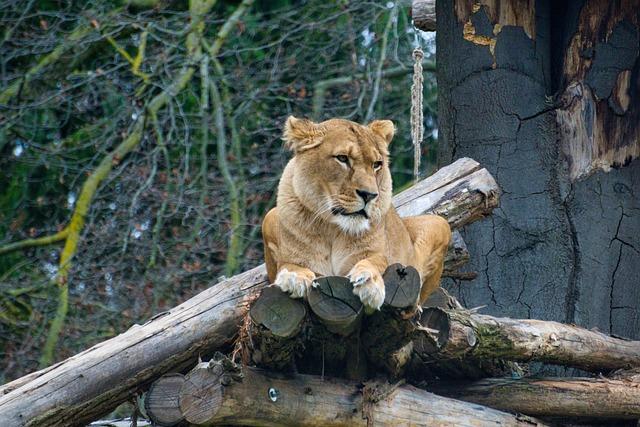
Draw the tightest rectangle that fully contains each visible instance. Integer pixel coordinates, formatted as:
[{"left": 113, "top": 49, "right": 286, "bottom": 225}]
[{"left": 308, "top": 195, "right": 339, "bottom": 226}]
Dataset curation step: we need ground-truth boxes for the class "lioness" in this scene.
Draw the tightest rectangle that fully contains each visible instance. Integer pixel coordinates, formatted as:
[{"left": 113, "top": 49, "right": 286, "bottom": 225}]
[{"left": 262, "top": 116, "right": 451, "bottom": 311}]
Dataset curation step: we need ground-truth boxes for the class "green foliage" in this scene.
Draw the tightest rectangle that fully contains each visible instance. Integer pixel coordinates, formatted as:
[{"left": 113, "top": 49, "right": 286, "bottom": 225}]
[{"left": 0, "top": 0, "right": 437, "bottom": 379}]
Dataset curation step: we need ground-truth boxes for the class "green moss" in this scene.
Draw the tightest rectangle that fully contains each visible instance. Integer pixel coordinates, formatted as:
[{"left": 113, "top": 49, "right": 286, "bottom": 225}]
[{"left": 471, "top": 324, "right": 517, "bottom": 359}]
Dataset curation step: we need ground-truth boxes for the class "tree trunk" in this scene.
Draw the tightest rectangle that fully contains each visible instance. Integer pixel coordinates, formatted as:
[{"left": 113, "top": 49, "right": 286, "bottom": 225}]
[
  {"left": 429, "top": 374, "right": 640, "bottom": 419},
  {"left": 434, "top": 0, "right": 640, "bottom": 352},
  {"left": 0, "top": 157, "right": 498, "bottom": 427},
  {"left": 145, "top": 360, "right": 548, "bottom": 427},
  {"left": 417, "top": 307, "right": 640, "bottom": 373}
]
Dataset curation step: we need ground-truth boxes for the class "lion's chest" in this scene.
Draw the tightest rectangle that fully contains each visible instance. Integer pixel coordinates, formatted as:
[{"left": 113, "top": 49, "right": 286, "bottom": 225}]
[{"left": 308, "top": 239, "right": 361, "bottom": 277}]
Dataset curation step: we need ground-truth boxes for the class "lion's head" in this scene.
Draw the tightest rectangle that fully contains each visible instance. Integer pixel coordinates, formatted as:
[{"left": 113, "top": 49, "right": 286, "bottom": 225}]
[{"left": 282, "top": 116, "right": 395, "bottom": 235}]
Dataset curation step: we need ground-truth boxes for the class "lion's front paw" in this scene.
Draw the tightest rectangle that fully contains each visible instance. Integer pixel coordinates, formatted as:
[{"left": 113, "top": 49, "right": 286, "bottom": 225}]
[
  {"left": 348, "top": 263, "right": 385, "bottom": 311},
  {"left": 274, "top": 268, "right": 315, "bottom": 299}
]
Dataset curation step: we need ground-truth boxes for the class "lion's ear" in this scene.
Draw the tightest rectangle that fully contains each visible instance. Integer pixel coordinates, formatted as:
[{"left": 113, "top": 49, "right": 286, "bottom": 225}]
[
  {"left": 283, "top": 116, "right": 324, "bottom": 153},
  {"left": 368, "top": 120, "right": 395, "bottom": 145}
]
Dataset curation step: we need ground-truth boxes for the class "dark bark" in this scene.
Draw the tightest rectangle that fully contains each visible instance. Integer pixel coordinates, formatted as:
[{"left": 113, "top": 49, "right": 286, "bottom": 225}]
[{"left": 437, "top": 0, "right": 640, "bottom": 357}]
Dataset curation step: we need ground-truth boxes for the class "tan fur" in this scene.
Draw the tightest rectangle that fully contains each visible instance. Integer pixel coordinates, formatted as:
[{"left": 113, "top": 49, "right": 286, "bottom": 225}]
[{"left": 262, "top": 116, "right": 451, "bottom": 310}]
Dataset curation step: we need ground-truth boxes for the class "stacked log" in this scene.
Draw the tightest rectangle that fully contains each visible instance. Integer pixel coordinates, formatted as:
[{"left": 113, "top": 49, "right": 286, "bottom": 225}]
[
  {"left": 145, "top": 357, "right": 548, "bottom": 427},
  {"left": 416, "top": 307, "right": 640, "bottom": 372},
  {"left": 0, "top": 157, "right": 497, "bottom": 426},
  {"left": 429, "top": 374, "right": 640, "bottom": 419}
]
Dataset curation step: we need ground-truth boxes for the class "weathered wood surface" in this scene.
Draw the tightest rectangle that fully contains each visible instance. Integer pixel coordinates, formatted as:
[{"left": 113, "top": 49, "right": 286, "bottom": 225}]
[
  {"left": 419, "top": 307, "right": 640, "bottom": 372},
  {"left": 429, "top": 374, "right": 640, "bottom": 419},
  {"left": 144, "top": 373, "right": 185, "bottom": 426},
  {"left": 383, "top": 264, "right": 421, "bottom": 309},
  {"left": 556, "top": 1, "right": 640, "bottom": 180},
  {"left": 0, "top": 157, "right": 499, "bottom": 427},
  {"left": 250, "top": 285, "right": 306, "bottom": 338},
  {"left": 394, "top": 157, "right": 499, "bottom": 228},
  {"left": 146, "top": 361, "right": 548, "bottom": 427},
  {"left": 412, "top": 0, "right": 436, "bottom": 31},
  {"left": 249, "top": 267, "right": 423, "bottom": 378}
]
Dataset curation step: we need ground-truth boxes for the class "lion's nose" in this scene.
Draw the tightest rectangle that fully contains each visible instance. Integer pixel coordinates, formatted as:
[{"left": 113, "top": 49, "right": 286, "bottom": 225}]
[{"left": 356, "top": 189, "right": 378, "bottom": 204}]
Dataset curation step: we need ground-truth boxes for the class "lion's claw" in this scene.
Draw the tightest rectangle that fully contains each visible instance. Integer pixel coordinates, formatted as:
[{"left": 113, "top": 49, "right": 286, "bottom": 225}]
[
  {"left": 274, "top": 268, "right": 314, "bottom": 298},
  {"left": 348, "top": 265, "right": 385, "bottom": 311}
]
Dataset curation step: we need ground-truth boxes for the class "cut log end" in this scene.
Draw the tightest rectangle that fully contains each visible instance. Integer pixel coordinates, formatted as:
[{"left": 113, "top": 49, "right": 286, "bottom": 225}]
[
  {"left": 250, "top": 286, "right": 306, "bottom": 338},
  {"left": 145, "top": 373, "right": 186, "bottom": 427},
  {"left": 180, "top": 364, "right": 224, "bottom": 425},
  {"left": 383, "top": 263, "right": 421, "bottom": 309},
  {"left": 308, "top": 276, "right": 363, "bottom": 336},
  {"left": 419, "top": 307, "right": 452, "bottom": 348}
]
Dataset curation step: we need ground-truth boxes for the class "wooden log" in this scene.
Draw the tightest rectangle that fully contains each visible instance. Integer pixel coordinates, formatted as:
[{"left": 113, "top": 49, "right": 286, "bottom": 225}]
[
  {"left": 407, "top": 288, "right": 519, "bottom": 380},
  {"left": 144, "top": 373, "right": 186, "bottom": 426},
  {"left": 307, "top": 276, "right": 363, "bottom": 336},
  {"left": 419, "top": 307, "right": 640, "bottom": 372},
  {"left": 248, "top": 286, "right": 307, "bottom": 370},
  {"left": 394, "top": 157, "right": 500, "bottom": 228},
  {"left": 250, "top": 286, "right": 306, "bottom": 338},
  {"left": 383, "top": 264, "right": 421, "bottom": 309},
  {"left": 412, "top": 0, "right": 436, "bottom": 31},
  {"left": 361, "top": 265, "right": 423, "bottom": 376},
  {"left": 428, "top": 375, "right": 640, "bottom": 419},
  {"left": 146, "top": 360, "right": 548, "bottom": 427},
  {"left": 0, "top": 266, "right": 268, "bottom": 427},
  {"left": 0, "top": 157, "right": 499, "bottom": 426}
]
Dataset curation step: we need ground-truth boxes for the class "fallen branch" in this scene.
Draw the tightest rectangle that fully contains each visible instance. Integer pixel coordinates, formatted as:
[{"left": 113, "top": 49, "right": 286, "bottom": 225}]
[{"left": 146, "top": 360, "right": 547, "bottom": 426}]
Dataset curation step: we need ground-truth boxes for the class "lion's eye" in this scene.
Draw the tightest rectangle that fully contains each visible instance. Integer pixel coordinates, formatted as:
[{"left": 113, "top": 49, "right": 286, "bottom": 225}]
[
  {"left": 335, "top": 155, "right": 349, "bottom": 165},
  {"left": 373, "top": 161, "right": 383, "bottom": 170}
]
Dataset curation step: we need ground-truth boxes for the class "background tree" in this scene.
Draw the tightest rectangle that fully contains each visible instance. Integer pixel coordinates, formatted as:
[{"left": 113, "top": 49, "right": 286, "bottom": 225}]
[{"left": 0, "top": 0, "right": 436, "bottom": 381}]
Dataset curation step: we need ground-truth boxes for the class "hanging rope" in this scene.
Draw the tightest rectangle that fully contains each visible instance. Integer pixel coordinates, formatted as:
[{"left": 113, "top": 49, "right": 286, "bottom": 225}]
[{"left": 410, "top": 46, "right": 424, "bottom": 183}]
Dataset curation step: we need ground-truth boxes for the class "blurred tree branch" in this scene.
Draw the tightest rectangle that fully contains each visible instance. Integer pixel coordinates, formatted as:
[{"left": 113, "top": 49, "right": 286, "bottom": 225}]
[
  {"left": 0, "top": 230, "right": 68, "bottom": 256},
  {"left": 32, "top": 0, "right": 241, "bottom": 367},
  {"left": 312, "top": 62, "right": 435, "bottom": 120},
  {"left": 365, "top": 4, "right": 397, "bottom": 122}
]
